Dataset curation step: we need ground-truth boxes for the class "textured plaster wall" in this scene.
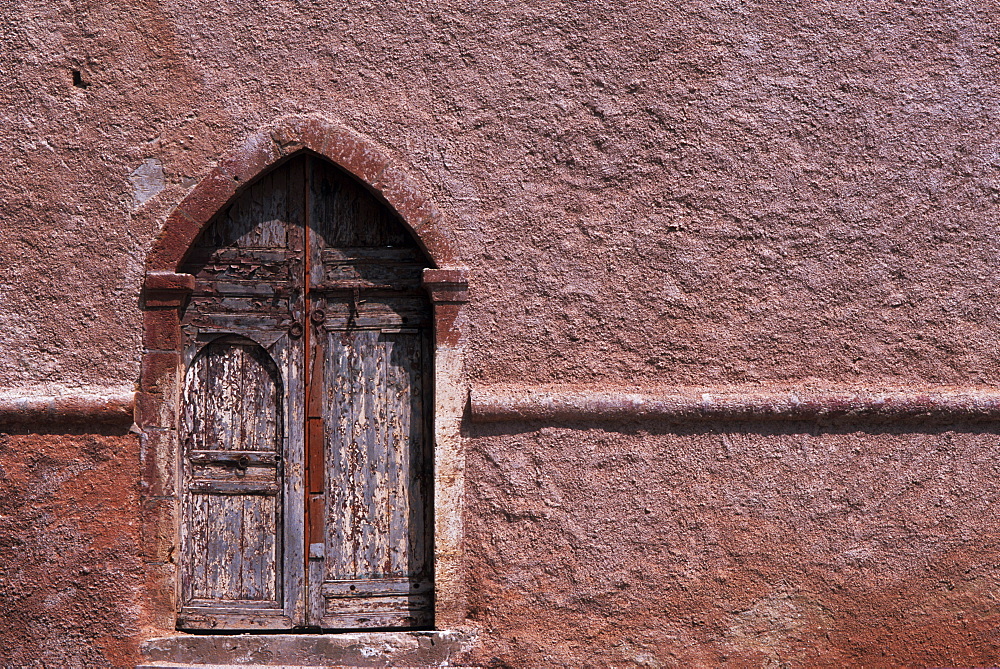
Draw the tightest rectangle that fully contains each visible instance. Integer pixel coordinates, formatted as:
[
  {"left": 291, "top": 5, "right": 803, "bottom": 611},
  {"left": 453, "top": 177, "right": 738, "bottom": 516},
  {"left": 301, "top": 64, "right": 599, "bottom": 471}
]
[
  {"left": 0, "top": 433, "right": 142, "bottom": 668},
  {"left": 3, "top": 1, "right": 998, "bottom": 392},
  {"left": 465, "top": 422, "right": 1000, "bottom": 666},
  {"left": 1, "top": 0, "right": 999, "bottom": 666}
]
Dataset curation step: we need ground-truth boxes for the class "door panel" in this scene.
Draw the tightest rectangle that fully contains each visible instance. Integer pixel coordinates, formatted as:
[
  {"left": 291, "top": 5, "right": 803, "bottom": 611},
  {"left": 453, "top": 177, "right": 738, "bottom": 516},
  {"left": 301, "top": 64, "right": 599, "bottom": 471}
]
[
  {"left": 315, "top": 328, "right": 433, "bottom": 628},
  {"left": 322, "top": 329, "right": 431, "bottom": 579},
  {"left": 305, "top": 154, "right": 435, "bottom": 629},
  {"left": 179, "top": 342, "right": 290, "bottom": 628}
]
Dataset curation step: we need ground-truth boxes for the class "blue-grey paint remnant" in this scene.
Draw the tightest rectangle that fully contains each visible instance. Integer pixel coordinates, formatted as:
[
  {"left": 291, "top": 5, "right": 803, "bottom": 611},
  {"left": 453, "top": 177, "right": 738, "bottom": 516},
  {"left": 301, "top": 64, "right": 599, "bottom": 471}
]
[{"left": 130, "top": 158, "right": 165, "bottom": 207}]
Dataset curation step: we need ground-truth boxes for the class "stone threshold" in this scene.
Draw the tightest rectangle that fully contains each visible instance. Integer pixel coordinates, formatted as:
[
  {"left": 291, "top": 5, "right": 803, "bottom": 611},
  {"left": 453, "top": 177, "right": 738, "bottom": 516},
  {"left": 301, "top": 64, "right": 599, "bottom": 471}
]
[
  {"left": 138, "top": 631, "right": 478, "bottom": 669},
  {"left": 138, "top": 665, "right": 480, "bottom": 669}
]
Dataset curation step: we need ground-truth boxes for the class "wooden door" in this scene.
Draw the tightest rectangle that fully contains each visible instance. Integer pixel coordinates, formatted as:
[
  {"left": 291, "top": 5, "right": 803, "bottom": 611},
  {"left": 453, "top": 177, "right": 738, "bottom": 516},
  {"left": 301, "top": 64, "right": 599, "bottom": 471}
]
[
  {"left": 178, "top": 160, "right": 307, "bottom": 630},
  {"left": 177, "top": 154, "right": 433, "bottom": 631},
  {"left": 305, "top": 157, "right": 434, "bottom": 628}
]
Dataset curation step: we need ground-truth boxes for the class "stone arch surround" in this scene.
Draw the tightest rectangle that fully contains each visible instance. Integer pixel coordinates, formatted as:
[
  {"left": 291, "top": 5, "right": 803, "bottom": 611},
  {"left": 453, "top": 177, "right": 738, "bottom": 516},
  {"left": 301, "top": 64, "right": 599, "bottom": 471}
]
[{"left": 136, "top": 115, "right": 470, "bottom": 651}]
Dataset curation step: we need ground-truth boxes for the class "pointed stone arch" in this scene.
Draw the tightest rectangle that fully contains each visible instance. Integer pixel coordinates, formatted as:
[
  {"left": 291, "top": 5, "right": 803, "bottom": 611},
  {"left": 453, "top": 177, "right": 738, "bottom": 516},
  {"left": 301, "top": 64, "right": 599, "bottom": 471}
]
[
  {"left": 146, "top": 114, "right": 459, "bottom": 273},
  {"left": 136, "top": 116, "right": 469, "bottom": 645}
]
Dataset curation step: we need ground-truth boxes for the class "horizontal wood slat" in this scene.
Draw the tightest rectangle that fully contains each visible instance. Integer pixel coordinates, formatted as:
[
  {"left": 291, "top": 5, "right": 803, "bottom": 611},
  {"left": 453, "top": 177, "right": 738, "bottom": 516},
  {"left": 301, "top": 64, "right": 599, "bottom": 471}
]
[
  {"left": 320, "top": 247, "right": 426, "bottom": 262},
  {"left": 323, "top": 595, "right": 432, "bottom": 615},
  {"left": 322, "top": 578, "right": 433, "bottom": 598},
  {"left": 183, "top": 601, "right": 282, "bottom": 612},
  {"left": 189, "top": 450, "right": 280, "bottom": 465},
  {"left": 175, "top": 611, "right": 293, "bottom": 631},
  {"left": 188, "top": 481, "right": 280, "bottom": 495},
  {"left": 320, "top": 611, "right": 434, "bottom": 628}
]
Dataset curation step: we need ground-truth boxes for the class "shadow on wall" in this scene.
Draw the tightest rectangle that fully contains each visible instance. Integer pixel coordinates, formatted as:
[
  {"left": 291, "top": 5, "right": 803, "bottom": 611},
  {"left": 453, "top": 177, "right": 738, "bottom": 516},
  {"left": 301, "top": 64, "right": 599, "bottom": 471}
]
[
  {"left": 0, "top": 421, "right": 134, "bottom": 436},
  {"left": 466, "top": 414, "right": 1000, "bottom": 439}
]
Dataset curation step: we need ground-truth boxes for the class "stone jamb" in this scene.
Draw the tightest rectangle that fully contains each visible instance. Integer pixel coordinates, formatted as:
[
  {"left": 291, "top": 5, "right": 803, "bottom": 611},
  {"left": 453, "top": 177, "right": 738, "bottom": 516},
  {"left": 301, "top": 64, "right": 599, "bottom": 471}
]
[
  {"left": 137, "top": 115, "right": 469, "bottom": 643},
  {"left": 422, "top": 268, "right": 470, "bottom": 629},
  {"left": 137, "top": 273, "right": 191, "bottom": 634}
]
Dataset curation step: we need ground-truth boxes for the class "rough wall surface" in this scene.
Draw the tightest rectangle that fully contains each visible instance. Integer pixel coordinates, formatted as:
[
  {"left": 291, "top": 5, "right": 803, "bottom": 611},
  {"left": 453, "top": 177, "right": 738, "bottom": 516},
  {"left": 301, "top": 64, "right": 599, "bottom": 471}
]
[
  {"left": 3, "top": 1, "right": 999, "bottom": 392},
  {"left": 0, "top": 432, "right": 142, "bottom": 668},
  {"left": 465, "top": 422, "right": 1000, "bottom": 667},
  {"left": 1, "top": 0, "right": 999, "bottom": 666}
]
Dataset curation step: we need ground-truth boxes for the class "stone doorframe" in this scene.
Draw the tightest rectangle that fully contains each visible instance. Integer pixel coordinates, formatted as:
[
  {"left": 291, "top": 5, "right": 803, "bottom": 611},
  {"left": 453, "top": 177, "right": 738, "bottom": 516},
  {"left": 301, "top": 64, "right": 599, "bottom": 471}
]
[{"left": 136, "top": 114, "right": 469, "bottom": 636}]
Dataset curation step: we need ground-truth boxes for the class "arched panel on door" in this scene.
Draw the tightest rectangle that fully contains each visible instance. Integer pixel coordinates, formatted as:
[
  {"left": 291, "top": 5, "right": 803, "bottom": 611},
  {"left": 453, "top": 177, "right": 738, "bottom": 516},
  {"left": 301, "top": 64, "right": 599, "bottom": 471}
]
[{"left": 179, "top": 339, "right": 289, "bottom": 629}]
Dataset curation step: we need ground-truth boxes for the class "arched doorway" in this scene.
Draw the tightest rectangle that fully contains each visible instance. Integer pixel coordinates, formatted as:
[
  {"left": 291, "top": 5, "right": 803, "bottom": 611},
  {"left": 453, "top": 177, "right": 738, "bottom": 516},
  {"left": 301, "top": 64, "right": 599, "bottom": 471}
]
[{"left": 175, "top": 153, "right": 434, "bottom": 630}]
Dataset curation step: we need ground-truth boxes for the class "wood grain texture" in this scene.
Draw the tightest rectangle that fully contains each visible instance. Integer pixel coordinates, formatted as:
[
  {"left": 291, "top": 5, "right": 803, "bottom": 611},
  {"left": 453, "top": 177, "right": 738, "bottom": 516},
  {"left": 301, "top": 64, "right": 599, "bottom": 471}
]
[
  {"left": 180, "top": 343, "right": 283, "bottom": 618},
  {"left": 318, "top": 329, "right": 433, "bottom": 628},
  {"left": 178, "top": 155, "right": 310, "bottom": 630},
  {"left": 309, "top": 156, "right": 409, "bottom": 250}
]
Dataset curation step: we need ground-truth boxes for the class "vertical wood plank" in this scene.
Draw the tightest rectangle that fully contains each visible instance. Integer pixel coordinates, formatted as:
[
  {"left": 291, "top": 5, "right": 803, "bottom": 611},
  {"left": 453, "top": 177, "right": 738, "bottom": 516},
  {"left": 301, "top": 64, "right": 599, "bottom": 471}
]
[
  {"left": 359, "top": 330, "right": 377, "bottom": 577},
  {"left": 408, "top": 332, "right": 424, "bottom": 575},
  {"left": 368, "top": 332, "right": 390, "bottom": 577},
  {"left": 187, "top": 493, "right": 210, "bottom": 600},
  {"left": 348, "top": 331, "right": 367, "bottom": 578},
  {"left": 285, "top": 158, "right": 307, "bottom": 627},
  {"left": 240, "top": 495, "right": 278, "bottom": 601},
  {"left": 245, "top": 170, "right": 267, "bottom": 248},
  {"left": 325, "top": 331, "right": 351, "bottom": 579},
  {"left": 412, "top": 332, "right": 431, "bottom": 574},
  {"left": 222, "top": 495, "right": 245, "bottom": 600},
  {"left": 232, "top": 345, "right": 247, "bottom": 449},
  {"left": 308, "top": 156, "right": 408, "bottom": 250},
  {"left": 385, "top": 333, "right": 408, "bottom": 575}
]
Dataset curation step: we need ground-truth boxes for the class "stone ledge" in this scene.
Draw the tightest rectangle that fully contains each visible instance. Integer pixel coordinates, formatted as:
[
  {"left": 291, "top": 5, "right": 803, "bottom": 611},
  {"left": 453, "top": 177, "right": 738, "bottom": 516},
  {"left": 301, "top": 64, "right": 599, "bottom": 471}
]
[
  {"left": 0, "top": 392, "right": 135, "bottom": 426},
  {"left": 470, "top": 383, "right": 1000, "bottom": 424},
  {"left": 139, "top": 631, "right": 476, "bottom": 668}
]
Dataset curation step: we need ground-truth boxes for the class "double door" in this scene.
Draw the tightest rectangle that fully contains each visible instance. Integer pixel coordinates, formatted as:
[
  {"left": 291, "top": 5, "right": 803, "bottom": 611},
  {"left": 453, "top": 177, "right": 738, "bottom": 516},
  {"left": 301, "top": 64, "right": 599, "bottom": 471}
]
[{"left": 175, "top": 155, "right": 434, "bottom": 630}]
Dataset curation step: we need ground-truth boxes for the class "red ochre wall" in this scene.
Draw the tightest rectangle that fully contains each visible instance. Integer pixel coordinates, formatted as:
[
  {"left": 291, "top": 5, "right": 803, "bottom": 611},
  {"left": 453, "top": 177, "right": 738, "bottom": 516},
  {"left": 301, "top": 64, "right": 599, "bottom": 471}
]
[
  {"left": 0, "top": 433, "right": 143, "bottom": 667},
  {"left": 3, "top": 0, "right": 1000, "bottom": 666},
  {"left": 4, "top": 426, "right": 1000, "bottom": 666}
]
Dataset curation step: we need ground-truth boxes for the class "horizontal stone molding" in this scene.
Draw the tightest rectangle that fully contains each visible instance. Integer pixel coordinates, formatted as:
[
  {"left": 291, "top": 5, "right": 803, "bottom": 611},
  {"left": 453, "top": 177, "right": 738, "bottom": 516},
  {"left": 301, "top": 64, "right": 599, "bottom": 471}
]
[
  {"left": 470, "top": 384, "right": 1000, "bottom": 424},
  {"left": 423, "top": 267, "right": 470, "bottom": 304},
  {"left": 12, "top": 385, "right": 1000, "bottom": 426},
  {"left": 0, "top": 392, "right": 135, "bottom": 425}
]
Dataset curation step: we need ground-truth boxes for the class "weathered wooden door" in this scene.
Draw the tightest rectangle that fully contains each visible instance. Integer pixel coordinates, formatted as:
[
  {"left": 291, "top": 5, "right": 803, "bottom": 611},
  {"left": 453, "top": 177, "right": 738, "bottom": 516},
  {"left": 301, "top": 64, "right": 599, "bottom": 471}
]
[
  {"left": 304, "top": 159, "right": 434, "bottom": 628},
  {"left": 179, "top": 339, "right": 293, "bottom": 628},
  {"left": 177, "top": 154, "right": 433, "bottom": 630}
]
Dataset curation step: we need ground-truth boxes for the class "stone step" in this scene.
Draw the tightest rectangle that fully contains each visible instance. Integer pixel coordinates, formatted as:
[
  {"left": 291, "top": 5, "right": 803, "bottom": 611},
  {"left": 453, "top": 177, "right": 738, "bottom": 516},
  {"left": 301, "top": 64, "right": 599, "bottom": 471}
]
[
  {"left": 138, "top": 665, "right": 481, "bottom": 669},
  {"left": 138, "top": 631, "right": 477, "bottom": 669}
]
